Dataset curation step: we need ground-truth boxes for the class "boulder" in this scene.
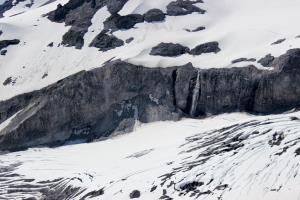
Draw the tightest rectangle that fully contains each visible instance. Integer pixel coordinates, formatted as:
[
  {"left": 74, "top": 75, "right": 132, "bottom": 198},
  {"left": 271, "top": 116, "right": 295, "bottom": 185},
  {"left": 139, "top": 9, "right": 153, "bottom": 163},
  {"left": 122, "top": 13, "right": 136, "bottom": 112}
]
[
  {"left": 190, "top": 41, "right": 220, "bottom": 55},
  {"left": 144, "top": 9, "right": 165, "bottom": 22},
  {"left": 150, "top": 42, "right": 189, "bottom": 57}
]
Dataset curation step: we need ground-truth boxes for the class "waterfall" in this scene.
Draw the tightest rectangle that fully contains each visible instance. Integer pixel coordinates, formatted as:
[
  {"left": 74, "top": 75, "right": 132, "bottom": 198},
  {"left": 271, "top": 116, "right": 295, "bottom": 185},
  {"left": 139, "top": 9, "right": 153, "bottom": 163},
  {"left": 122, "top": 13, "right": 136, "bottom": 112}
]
[{"left": 190, "top": 69, "right": 201, "bottom": 116}]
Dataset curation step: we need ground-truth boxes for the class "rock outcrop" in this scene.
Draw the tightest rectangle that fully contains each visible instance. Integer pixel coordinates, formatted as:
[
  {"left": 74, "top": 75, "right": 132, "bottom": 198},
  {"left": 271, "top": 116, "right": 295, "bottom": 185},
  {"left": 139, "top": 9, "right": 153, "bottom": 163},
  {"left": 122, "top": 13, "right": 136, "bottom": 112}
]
[
  {"left": 0, "top": 39, "right": 20, "bottom": 50},
  {"left": 144, "top": 9, "right": 165, "bottom": 22},
  {"left": 1, "top": 49, "right": 300, "bottom": 151},
  {"left": 150, "top": 43, "right": 190, "bottom": 57},
  {"left": 89, "top": 31, "right": 124, "bottom": 51}
]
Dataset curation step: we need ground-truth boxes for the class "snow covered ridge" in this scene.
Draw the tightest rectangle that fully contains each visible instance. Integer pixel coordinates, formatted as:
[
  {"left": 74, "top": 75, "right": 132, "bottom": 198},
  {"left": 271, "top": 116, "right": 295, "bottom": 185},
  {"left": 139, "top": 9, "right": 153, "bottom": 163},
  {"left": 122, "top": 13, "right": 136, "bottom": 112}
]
[
  {"left": 0, "top": 112, "right": 299, "bottom": 199},
  {"left": 0, "top": 48, "right": 300, "bottom": 151},
  {"left": 1, "top": 0, "right": 300, "bottom": 100}
]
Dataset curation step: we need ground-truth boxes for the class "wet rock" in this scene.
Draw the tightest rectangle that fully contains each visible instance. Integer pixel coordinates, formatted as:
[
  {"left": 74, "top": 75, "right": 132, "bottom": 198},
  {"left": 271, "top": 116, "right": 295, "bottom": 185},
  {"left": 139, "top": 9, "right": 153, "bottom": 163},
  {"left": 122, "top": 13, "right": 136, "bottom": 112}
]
[
  {"left": 144, "top": 9, "right": 165, "bottom": 22},
  {"left": 150, "top": 43, "right": 189, "bottom": 57},
  {"left": 190, "top": 41, "right": 220, "bottom": 55},
  {"left": 0, "top": 39, "right": 20, "bottom": 50},
  {"left": 129, "top": 190, "right": 141, "bottom": 198},
  {"left": 166, "top": 0, "right": 205, "bottom": 16},
  {"left": 62, "top": 30, "right": 84, "bottom": 49},
  {"left": 271, "top": 38, "right": 285, "bottom": 45},
  {"left": 89, "top": 31, "right": 124, "bottom": 51},
  {"left": 258, "top": 54, "right": 275, "bottom": 67}
]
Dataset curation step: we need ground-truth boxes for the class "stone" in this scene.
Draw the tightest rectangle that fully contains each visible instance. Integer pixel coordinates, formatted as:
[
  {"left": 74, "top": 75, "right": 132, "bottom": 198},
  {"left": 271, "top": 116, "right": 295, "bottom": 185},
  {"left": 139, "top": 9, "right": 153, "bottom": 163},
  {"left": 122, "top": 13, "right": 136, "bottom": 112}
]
[
  {"left": 258, "top": 54, "right": 275, "bottom": 67},
  {"left": 0, "top": 39, "right": 20, "bottom": 50},
  {"left": 129, "top": 190, "right": 141, "bottom": 199},
  {"left": 62, "top": 30, "right": 84, "bottom": 49},
  {"left": 150, "top": 42, "right": 189, "bottom": 57},
  {"left": 189, "top": 41, "right": 220, "bottom": 55},
  {"left": 89, "top": 31, "right": 124, "bottom": 51},
  {"left": 166, "top": 0, "right": 205, "bottom": 16},
  {"left": 144, "top": 9, "right": 165, "bottom": 22}
]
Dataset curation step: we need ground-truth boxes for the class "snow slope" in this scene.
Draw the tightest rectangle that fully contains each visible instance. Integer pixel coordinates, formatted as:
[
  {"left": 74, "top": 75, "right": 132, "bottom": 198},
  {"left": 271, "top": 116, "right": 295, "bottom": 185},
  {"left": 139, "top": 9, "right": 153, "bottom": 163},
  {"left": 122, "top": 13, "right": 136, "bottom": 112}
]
[
  {"left": 0, "top": 112, "right": 300, "bottom": 199},
  {"left": 1, "top": 0, "right": 300, "bottom": 100}
]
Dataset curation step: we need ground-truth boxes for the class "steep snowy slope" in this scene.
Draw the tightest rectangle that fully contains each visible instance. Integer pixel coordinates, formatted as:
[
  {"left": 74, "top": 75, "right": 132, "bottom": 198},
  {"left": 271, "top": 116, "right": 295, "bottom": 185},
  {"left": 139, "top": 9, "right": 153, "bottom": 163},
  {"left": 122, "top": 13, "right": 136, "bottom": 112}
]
[
  {"left": 1, "top": 0, "right": 300, "bottom": 100},
  {"left": 0, "top": 112, "right": 300, "bottom": 199}
]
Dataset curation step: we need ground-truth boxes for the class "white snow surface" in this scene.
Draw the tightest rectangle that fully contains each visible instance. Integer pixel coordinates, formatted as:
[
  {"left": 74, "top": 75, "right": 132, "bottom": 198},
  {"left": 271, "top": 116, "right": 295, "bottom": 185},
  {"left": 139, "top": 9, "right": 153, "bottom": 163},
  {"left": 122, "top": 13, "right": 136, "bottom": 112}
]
[
  {"left": 0, "top": 112, "right": 300, "bottom": 199},
  {"left": 1, "top": 0, "right": 300, "bottom": 100}
]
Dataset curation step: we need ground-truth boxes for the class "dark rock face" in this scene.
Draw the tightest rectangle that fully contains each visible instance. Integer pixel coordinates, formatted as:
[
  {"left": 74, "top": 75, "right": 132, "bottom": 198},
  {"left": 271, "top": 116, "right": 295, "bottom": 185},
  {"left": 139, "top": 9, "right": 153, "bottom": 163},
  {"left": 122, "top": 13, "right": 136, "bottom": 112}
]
[
  {"left": 0, "top": 39, "right": 20, "bottom": 50},
  {"left": 129, "top": 190, "right": 141, "bottom": 199},
  {"left": 0, "top": 0, "right": 26, "bottom": 17},
  {"left": 103, "top": 14, "right": 144, "bottom": 32},
  {"left": 166, "top": 0, "right": 205, "bottom": 16},
  {"left": 190, "top": 42, "right": 220, "bottom": 55},
  {"left": 1, "top": 49, "right": 300, "bottom": 151},
  {"left": 89, "top": 31, "right": 124, "bottom": 51},
  {"left": 62, "top": 30, "right": 84, "bottom": 49},
  {"left": 144, "top": 9, "right": 165, "bottom": 22},
  {"left": 150, "top": 43, "right": 189, "bottom": 57},
  {"left": 107, "top": 0, "right": 128, "bottom": 14},
  {"left": 48, "top": 0, "right": 108, "bottom": 48},
  {"left": 258, "top": 54, "right": 275, "bottom": 67}
]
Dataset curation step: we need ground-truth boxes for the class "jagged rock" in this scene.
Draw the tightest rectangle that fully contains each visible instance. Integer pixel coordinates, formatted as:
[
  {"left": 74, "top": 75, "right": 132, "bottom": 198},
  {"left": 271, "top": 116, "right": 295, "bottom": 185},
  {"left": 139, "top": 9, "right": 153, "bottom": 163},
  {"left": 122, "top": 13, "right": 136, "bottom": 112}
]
[
  {"left": 232, "top": 58, "right": 256, "bottom": 64},
  {"left": 258, "top": 54, "right": 275, "bottom": 67},
  {"left": 144, "top": 9, "right": 165, "bottom": 22},
  {"left": 62, "top": 30, "right": 84, "bottom": 49},
  {"left": 190, "top": 41, "right": 220, "bottom": 55},
  {"left": 166, "top": 0, "right": 205, "bottom": 16},
  {"left": 107, "top": 0, "right": 128, "bottom": 14},
  {"left": 89, "top": 31, "right": 124, "bottom": 51},
  {"left": 48, "top": 0, "right": 108, "bottom": 48},
  {"left": 0, "top": 39, "right": 20, "bottom": 50},
  {"left": 129, "top": 190, "right": 141, "bottom": 199},
  {"left": 104, "top": 14, "right": 144, "bottom": 32},
  {"left": 1, "top": 49, "right": 300, "bottom": 151},
  {"left": 150, "top": 43, "right": 189, "bottom": 57}
]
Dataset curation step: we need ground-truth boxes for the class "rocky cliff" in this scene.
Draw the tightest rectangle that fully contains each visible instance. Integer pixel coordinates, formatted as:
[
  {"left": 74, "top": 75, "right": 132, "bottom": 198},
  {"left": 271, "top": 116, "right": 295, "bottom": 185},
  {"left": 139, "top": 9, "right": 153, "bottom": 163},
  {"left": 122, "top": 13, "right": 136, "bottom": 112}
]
[{"left": 1, "top": 49, "right": 300, "bottom": 151}]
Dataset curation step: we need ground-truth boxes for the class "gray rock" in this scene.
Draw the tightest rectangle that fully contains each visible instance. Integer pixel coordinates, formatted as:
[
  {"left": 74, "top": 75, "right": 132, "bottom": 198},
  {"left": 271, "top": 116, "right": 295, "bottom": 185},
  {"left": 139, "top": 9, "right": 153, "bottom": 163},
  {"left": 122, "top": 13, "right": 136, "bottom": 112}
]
[
  {"left": 125, "top": 37, "right": 134, "bottom": 44},
  {"left": 166, "top": 0, "right": 205, "bottom": 16},
  {"left": 89, "top": 31, "right": 124, "bottom": 51},
  {"left": 144, "top": 9, "right": 165, "bottom": 22},
  {"left": 258, "top": 54, "right": 275, "bottom": 67},
  {"left": 0, "top": 49, "right": 7, "bottom": 55},
  {"left": 271, "top": 38, "right": 285, "bottom": 45},
  {"left": 107, "top": 0, "right": 128, "bottom": 14},
  {"left": 185, "top": 26, "right": 205, "bottom": 32},
  {"left": 1, "top": 49, "right": 300, "bottom": 151},
  {"left": 62, "top": 29, "right": 84, "bottom": 49},
  {"left": 129, "top": 190, "right": 141, "bottom": 199},
  {"left": 150, "top": 42, "right": 189, "bottom": 57},
  {"left": 232, "top": 58, "right": 256, "bottom": 64},
  {"left": 103, "top": 14, "right": 144, "bottom": 32},
  {"left": 0, "top": 39, "right": 20, "bottom": 50},
  {"left": 190, "top": 41, "right": 220, "bottom": 55}
]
